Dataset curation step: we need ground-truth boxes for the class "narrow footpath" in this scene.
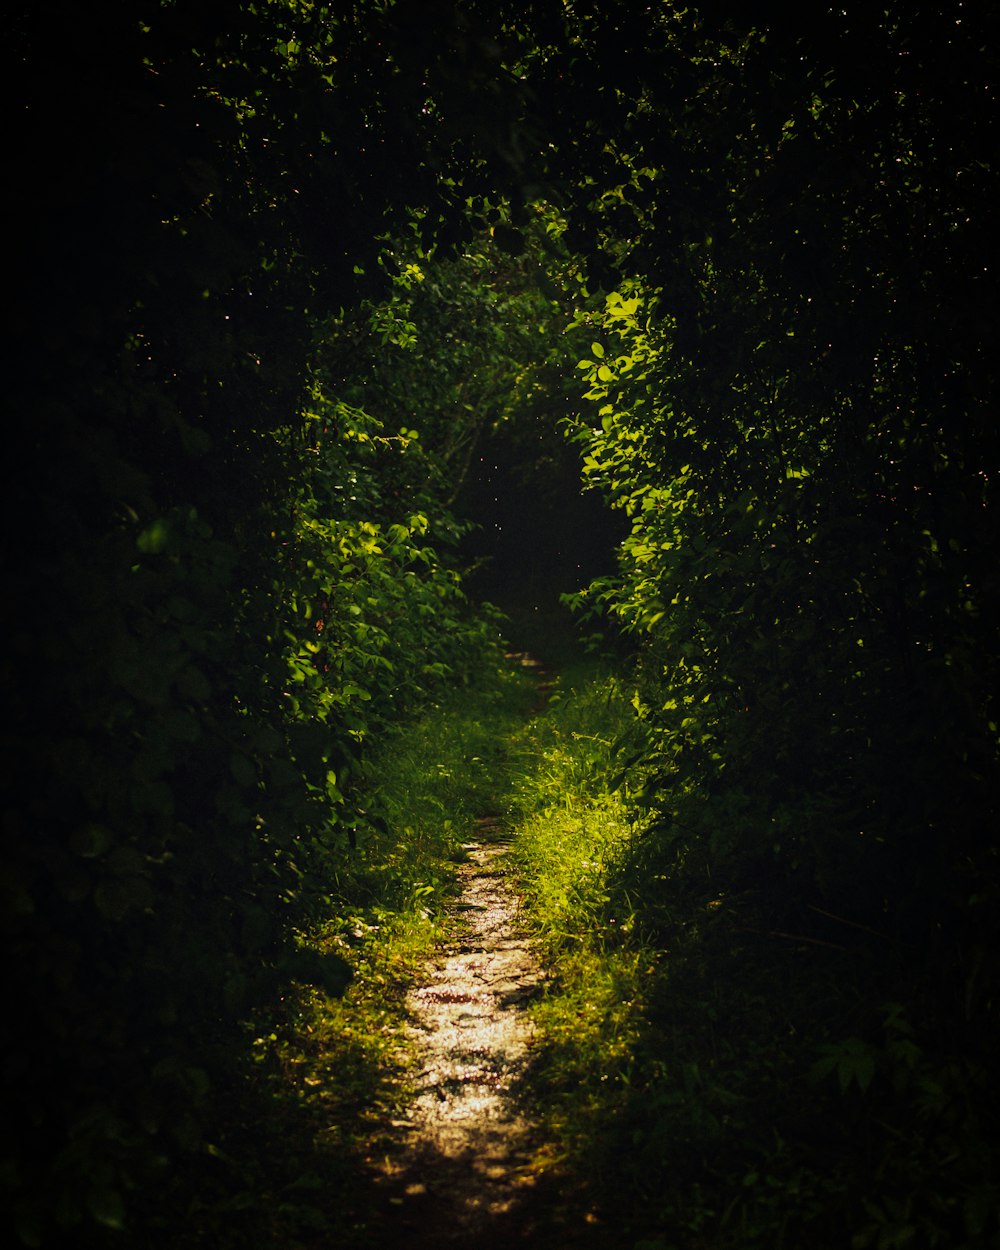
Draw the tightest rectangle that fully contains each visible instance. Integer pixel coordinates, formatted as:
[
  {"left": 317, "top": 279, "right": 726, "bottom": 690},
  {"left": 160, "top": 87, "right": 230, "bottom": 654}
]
[
  {"left": 367, "top": 818, "right": 545, "bottom": 1245},
  {"left": 356, "top": 656, "right": 605, "bottom": 1249}
]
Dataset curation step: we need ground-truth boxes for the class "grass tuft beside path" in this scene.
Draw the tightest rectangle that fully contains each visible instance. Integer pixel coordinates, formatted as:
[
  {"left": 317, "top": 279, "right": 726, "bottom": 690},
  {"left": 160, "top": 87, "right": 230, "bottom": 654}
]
[{"left": 175, "top": 635, "right": 997, "bottom": 1250}]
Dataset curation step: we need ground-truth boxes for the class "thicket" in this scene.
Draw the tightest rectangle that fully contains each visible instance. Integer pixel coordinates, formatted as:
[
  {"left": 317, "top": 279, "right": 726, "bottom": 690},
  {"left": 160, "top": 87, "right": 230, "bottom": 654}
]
[
  {"left": 2, "top": 3, "right": 539, "bottom": 1244},
  {"left": 3, "top": 2, "right": 998, "bottom": 1248},
  {"left": 538, "top": 3, "right": 1000, "bottom": 1245},
  {"left": 512, "top": 663, "right": 998, "bottom": 1248},
  {"left": 164, "top": 661, "right": 538, "bottom": 1249}
]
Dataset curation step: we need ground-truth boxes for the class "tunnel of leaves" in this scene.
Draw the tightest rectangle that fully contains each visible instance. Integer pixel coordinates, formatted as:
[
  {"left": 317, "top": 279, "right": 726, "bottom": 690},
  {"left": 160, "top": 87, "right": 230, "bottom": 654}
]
[{"left": 2, "top": 1, "right": 998, "bottom": 1247}]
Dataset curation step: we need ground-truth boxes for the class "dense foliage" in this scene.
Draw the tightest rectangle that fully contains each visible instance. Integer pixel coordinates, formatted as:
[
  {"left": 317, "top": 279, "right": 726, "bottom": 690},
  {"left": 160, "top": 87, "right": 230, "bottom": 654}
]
[
  {"left": 3, "top": 3, "right": 529, "bottom": 1244},
  {"left": 549, "top": 3, "right": 1000, "bottom": 1245},
  {"left": 3, "top": 1, "right": 997, "bottom": 1247}
]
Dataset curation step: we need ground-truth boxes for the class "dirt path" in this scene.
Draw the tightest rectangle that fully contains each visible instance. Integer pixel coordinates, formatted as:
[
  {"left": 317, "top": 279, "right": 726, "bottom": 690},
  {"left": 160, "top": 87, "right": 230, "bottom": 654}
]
[
  {"left": 353, "top": 656, "right": 607, "bottom": 1248},
  {"left": 365, "top": 818, "right": 550, "bottom": 1246}
]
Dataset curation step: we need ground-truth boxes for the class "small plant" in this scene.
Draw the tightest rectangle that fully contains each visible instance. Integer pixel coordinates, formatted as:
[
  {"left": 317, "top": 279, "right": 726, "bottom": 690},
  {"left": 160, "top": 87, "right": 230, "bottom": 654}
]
[{"left": 210, "top": 654, "right": 539, "bottom": 1248}]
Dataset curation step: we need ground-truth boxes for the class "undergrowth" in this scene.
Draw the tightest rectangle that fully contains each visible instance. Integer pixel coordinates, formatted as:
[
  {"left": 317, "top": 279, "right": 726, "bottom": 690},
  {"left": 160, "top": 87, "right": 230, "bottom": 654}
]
[
  {"left": 507, "top": 668, "right": 651, "bottom": 1179},
  {"left": 151, "top": 650, "right": 997, "bottom": 1249},
  {"left": 507, "top": 667, "right": 1000, "bottom": 1250},
  {"left": 176, "top": 652, "right": 537, "bottom": 1249}
]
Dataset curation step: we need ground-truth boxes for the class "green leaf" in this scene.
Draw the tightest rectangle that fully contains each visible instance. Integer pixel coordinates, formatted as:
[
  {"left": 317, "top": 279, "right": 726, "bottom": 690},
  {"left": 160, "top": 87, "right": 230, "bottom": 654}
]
[
  {"left": 136, "top": 518, "right": 171, "bottom": 554},
  {"left": 87, "top": 1188, "right": 126, "bottom": 1231}
]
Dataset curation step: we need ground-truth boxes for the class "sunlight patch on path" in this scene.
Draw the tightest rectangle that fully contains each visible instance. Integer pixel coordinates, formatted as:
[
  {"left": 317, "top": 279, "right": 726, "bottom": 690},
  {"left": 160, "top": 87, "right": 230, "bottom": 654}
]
[{"left": 370, "top": 819, "right": 546, "bottom": 1243}]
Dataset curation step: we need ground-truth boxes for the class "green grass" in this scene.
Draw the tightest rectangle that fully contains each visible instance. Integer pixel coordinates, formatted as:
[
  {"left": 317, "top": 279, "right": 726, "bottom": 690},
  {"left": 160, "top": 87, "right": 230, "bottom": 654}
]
[
  {"left": 500, "top": 666, "right": 852, "bottom": 1248},
  {"left": 162, "top": 651, "right": 539, "bottom": 1249},
  {"left": 500, "top": 664, "right": 1000, "bottom": 1250},
  {"left": 175, "top": 644, "right": 1000, "bottom": 1250},
  {"left": 501, "top": 668, "right": 654, "bottom": 1186}
]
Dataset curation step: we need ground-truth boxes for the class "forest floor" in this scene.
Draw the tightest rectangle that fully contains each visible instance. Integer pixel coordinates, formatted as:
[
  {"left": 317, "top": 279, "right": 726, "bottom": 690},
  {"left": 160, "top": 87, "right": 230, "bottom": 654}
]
[
  {"left": 237, "top": 642, "right": 636, "bottom": 1250},
  {"left": 356, "top": 823, "right": 588, "bottom": 1247},
  {"left": 347, "top": 656, "right": 610, "bottom": 1248},
  {"left": 224, "top": 628, "right": 997, "bottom": 1250}
]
